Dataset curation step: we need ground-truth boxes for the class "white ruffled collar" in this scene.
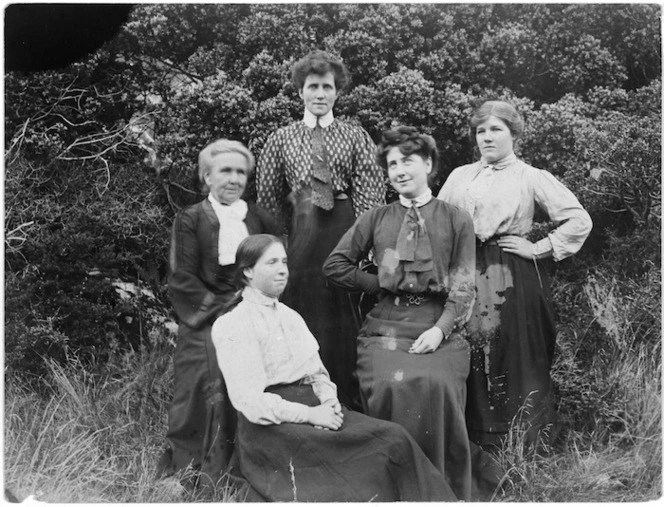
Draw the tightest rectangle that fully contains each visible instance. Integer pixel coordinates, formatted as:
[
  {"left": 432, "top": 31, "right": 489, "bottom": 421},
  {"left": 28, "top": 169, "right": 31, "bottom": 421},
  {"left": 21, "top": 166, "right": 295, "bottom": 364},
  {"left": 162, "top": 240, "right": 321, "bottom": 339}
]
[{"left": 398, "top": 188, "right": 433, "bottom": 208}]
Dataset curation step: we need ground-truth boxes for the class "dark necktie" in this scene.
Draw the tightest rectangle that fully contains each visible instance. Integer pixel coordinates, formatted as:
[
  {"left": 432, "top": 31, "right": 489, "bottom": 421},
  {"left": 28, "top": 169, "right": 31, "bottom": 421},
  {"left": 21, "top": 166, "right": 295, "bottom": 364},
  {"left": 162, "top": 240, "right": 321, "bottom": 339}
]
[
  {"left": 395, "top": 200, "right": 433, "bottom": 273},
  {"left": 311, "top": 121, "right": 334, "bottom": 210}
]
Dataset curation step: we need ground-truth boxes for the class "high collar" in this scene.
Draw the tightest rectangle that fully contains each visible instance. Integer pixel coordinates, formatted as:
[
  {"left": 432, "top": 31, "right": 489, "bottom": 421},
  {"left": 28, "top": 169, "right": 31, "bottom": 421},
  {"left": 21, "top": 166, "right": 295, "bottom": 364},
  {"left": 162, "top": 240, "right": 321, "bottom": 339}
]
[
  {"left": 242, "top": 285, "right": 279, "bottom": 307},
  {"left": 303, "top": 109, "right": 334, "bottom": 129},
  {"left": 399, "top": 188, "right": 433, "bottom": 208},
  {"left": 480, "top": 152, "right": 518, "bottom": 171},
  {"left": 208, "top": 194, "right": 248, "bottom": 219}
]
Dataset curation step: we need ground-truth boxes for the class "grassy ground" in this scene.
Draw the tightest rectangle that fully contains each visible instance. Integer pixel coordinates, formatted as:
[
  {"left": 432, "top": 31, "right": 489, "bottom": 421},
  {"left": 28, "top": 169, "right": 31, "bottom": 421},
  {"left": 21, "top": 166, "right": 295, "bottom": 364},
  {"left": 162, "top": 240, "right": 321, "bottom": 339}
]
[{"left": 5, "top": 275, "right": 662, "bottom": 502}]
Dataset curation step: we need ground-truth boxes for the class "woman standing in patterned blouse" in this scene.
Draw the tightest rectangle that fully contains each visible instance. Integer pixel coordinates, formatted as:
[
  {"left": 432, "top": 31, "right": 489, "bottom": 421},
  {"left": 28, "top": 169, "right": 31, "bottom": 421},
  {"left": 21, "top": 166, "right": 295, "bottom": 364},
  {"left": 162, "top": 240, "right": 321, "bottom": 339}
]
[
  {"left": 323, "top": 127, "right": 501, "bottom": 501},
  {"left": 211, "top": 234, "right": 456, "bottom": 502},
  {"left": 256, "top": 50, "right": 384, "bottom": 410},
  {"left": 437, "top": 100, "right": 593, "bottom": 450}
]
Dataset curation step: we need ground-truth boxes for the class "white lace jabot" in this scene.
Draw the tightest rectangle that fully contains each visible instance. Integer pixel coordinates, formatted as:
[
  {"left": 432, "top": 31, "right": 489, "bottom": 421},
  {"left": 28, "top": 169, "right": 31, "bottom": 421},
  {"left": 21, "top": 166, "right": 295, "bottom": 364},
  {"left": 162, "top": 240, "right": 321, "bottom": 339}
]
[{"left": 208, "top": 195, "right": 249, "bottom": 266}]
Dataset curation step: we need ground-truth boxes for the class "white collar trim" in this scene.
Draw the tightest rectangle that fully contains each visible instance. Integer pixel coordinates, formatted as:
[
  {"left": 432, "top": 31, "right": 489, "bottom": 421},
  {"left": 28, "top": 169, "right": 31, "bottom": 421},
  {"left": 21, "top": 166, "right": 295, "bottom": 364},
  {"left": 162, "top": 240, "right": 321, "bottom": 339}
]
[
  {"left": 399, "top": 188, "right": 433, "bottom": 208},
  {"left": 303, "top": 109, "right": 334, "bottom": 129}
]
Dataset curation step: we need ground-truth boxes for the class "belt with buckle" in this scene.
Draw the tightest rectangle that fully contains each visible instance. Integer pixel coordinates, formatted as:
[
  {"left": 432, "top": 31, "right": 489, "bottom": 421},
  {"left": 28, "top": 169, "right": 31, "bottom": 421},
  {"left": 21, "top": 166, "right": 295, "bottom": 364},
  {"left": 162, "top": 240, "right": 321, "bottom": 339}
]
[{"left": 391, "top": 293, "right": 435, "bottom": 306}]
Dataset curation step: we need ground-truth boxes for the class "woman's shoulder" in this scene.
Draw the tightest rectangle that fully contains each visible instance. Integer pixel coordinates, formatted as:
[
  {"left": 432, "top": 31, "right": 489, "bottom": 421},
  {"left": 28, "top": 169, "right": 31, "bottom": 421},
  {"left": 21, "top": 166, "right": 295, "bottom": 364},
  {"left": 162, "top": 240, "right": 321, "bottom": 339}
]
[
  {"left": 173, "top": 199, "right": 209, "bottom": 226},
  {"left": 247, "top": 201, "right": 273, "bottom": 219},
  {"left": 451, "top": 160, "right": 482, "bottom": 173},
  {"left": 331, "top": 119, "right": 371, "bottom": 138},
  {"left": 356, "top": 201, "right": 400, "bottom": 222},
  {"left": 212, "top": 301, "right": 253, "bottom": 342},
  {"left": 269, "top": 121, "right": 305, "bottom": 139}
]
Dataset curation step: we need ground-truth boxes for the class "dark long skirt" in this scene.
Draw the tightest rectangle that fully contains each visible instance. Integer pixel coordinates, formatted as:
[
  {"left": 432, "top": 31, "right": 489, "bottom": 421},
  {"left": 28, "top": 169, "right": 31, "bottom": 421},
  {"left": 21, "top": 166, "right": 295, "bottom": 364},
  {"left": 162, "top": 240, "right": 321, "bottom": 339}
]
[
  {"left": 234, "top": 384, "right": 457, "bottom": 502},
  {"left": 466, "top": 243, "right": 557, "bottom": 448},
  {"left": 282, "top": 193, "right": 361, "bottom": 410},
  {"left": 157, "top": 323, "right": 236, "bottom": 487},
  {"left": 356, "top": 295, "right": 499, "bottom": 501}
]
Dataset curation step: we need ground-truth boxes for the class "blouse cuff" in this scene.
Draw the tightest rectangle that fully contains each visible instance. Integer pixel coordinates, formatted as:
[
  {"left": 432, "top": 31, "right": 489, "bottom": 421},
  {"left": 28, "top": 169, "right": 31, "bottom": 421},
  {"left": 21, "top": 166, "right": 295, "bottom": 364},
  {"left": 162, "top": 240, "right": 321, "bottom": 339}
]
[{"left": 533, "top": 237, "right": 554, "bottom": 259}]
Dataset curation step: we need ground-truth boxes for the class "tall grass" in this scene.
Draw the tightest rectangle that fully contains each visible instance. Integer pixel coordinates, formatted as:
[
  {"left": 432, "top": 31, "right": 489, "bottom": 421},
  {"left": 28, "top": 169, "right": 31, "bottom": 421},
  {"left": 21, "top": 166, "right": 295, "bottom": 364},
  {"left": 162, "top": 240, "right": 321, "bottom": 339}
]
[
  {"left": 492, "top": 272, "right": 662, "bottom": 502},
  {"left": 5, "top": 273, "right": 660, "bottom": 502},
  {"left": 4, "top": 345, "right": 238, "bottom": 502}
]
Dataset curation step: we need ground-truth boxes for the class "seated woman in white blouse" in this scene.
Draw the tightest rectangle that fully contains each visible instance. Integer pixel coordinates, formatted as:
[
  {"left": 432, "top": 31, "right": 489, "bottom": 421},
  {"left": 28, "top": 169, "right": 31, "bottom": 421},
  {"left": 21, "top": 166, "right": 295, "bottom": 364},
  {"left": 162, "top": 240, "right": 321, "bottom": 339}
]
[
  {"left": 211, "top": 234, "right": 456, "bottom": 502},
  {"left": 437, "top": 100, "right": 593, "bottom": 450}
]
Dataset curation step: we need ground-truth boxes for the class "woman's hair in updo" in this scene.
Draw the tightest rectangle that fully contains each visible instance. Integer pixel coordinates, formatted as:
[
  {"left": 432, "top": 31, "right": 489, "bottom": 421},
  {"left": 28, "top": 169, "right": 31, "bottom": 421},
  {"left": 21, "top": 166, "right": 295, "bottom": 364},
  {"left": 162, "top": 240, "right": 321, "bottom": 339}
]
[
  {"left": 197, "top": 139, "right": 255, "bottom": 193},
  {"left": 234, "top": 234, "right": 284, "bottom": 288},
  {"left": 291, "top": 50, "right": 350, "bottom": 91},
  {"left": 223, "top": 234, "right": 285, "bottom": 313},
  {"left": 377, "top": 126, "right": 439, "bottom": 182},
  {"left": 469, "top": 100, "right": 524, "bottom": 141}
]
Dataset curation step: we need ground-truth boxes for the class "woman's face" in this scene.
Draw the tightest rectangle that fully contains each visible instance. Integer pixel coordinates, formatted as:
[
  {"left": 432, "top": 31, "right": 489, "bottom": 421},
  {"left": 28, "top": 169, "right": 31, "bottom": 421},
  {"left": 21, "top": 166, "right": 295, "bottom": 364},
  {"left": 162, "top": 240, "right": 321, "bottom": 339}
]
[
  {"left": 299, "top": 72, "right": 337, "bottom": 118},
  {"left": 204, "top": 151, "right": 249, "bottom": 204},
  {"left": 475, "top": 115, "right": 515, "bottom": 163},
  {"left": 244, "top": 242, "right": 289, "bottom": 298},
  {"left": 386, "top": 146, "right": 431, "bottom": 200}
]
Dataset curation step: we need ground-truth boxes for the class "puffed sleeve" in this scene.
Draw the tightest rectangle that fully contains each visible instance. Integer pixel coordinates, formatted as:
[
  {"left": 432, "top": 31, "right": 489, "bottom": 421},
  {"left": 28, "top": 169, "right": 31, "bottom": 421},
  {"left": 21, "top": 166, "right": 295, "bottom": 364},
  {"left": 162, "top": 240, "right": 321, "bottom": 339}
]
[
  {"left": 211, "top": 310, "right": 311, "bottom": 425},
  {"left": 322, "top": 209, "right": 382, "bottom": 294},
  {"left": 531, "top": 170, "right": 593, "bottom": 261},
  {"left": 168, "top": 210, "right": 228, "bottom": 329},
  {"left": 433, "top": 207, "right": 476, "bottom": 336},
  {"left": 350, "top": 128, "right": 385, "bottom": 216},
  {"left": 256, "top": 131, "right": 289, "bottom": 232}
]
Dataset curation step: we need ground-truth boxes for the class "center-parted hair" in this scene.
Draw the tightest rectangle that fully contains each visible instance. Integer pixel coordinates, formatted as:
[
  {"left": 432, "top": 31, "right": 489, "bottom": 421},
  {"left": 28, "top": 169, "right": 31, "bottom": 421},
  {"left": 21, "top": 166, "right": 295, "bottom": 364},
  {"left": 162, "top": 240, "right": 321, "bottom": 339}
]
[
  {"left": 234, "top": 234, "right": 285, "bottom": 288},
  {"left": 223, "top": 234, "right": 285, "bottom": 313},
  {"left": 469, "top": 100, "right": 524, "bottom": 141},
  {"left": 377, "top": 126, "right": 439, "bottom": 182},
  {"left": 291, "top": 50, "right": 350, "bottom": 91},
  {"left": 198, "top": 139, "right": 256, "bottom": 186}
]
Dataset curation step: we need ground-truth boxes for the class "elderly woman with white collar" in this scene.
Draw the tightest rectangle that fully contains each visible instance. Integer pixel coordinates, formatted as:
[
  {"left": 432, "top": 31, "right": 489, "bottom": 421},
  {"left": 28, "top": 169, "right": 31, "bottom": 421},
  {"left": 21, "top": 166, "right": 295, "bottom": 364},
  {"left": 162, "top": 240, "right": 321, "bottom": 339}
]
[
  {"left": 256, "top": 50, "right": 385, "bottom": 411},
  {"left": 323, "top": 126, "right": 499, "bottom": 501},
  {"left": 158, "top": 139, "right": 279, "bottom": 487}
]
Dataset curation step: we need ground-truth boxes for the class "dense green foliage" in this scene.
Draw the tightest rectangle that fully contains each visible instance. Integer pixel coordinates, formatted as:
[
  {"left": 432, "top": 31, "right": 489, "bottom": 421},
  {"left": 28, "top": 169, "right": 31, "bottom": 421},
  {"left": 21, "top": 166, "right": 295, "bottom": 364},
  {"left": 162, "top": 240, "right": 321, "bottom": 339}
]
[{"left": 4, "top": 4, "right": 661, "bottom": 501}]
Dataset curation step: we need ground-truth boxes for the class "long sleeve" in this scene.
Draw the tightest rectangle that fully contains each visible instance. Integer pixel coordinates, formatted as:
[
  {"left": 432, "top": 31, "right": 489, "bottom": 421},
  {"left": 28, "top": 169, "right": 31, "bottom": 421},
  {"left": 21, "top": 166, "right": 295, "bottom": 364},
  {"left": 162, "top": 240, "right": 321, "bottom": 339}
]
[
  {"left": 437, "top": 160, "right": 592, "bottom": 260},
  {"left": 212, "top": 311, "right": 311, "bottom": 425},
  {"left": 349, "top": 127, "right": 385, "bottom": 216},
  {"left": 212, "top": 292, "right": 338, "bottom": 425},
  {"left": 531, "top": 170, "right": 593, "bottom": 261},
  {"left": 322, "top": 209, "right": 382, "bottom": 295},
  {"left": 168, "top": 209, "right": 228, "bottom": 329},
  {"left": 256, "top": 131, "right": 290, "bottom": 232},
  {"left": 433, "top": 209, "right": 476, "bottom": 336}
]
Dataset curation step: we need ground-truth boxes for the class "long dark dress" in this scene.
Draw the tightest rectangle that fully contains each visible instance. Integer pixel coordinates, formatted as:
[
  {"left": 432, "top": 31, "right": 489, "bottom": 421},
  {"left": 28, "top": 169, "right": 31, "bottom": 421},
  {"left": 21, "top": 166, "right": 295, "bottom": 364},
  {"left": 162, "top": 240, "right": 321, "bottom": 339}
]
[
  {"left": 157, "top": 198, "right": 279, "bottom": 485},
  {"left": 256, "top": 117, "right": 385, "bottom": 409},
  {"left": 438, "top": 158, "right": 592, "bottom": 448},
  {"left": 211, "top": 288, "right": 457, "bottom": 502},
  {"left": 323, "top": 198, "right": 500, "bottom": 501},
  {"left": 466, "top": 242, "right": 556, "bottom": 447}
]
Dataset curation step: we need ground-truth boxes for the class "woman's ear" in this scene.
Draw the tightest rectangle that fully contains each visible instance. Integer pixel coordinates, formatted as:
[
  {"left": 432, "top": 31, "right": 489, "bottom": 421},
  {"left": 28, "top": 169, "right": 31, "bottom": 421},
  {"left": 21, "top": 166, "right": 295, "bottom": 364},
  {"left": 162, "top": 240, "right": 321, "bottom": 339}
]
[
  {"left": 243, "top": 267, "right": 254, "bottom": 281},
  {"left": 425, "top": 157, "right": 433, "bottom": 174}
]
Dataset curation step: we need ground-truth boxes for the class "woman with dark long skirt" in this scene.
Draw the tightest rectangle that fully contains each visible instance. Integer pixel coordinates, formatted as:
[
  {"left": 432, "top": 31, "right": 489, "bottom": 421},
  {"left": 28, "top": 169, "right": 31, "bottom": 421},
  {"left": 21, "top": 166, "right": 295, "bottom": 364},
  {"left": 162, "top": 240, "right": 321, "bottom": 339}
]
[
  {"left": 256, "top": 50, "right": 385, "bottom": 410},
  {"left": 437, "top": 100, "right": 592, "bottom": 449},
  {"left": 157, "top": 140, "right": 279, "bottom": 487},
  {"left": 323, "top": 127, "right": 501, "bottom": 501},
  {"left": 211, "top": 234, "right": 457, "bottom": 502}
]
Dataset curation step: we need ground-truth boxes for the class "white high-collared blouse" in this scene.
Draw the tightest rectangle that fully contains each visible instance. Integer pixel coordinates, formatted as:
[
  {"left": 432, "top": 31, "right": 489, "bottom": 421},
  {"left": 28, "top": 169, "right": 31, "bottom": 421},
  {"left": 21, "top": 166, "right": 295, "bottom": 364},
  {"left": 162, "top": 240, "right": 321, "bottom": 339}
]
[
  {"left": 211, "top": 286, "right": 337, "bottom": 425},
  {"left": 437, "top": 157, "right": 592, "bottom": 261}
]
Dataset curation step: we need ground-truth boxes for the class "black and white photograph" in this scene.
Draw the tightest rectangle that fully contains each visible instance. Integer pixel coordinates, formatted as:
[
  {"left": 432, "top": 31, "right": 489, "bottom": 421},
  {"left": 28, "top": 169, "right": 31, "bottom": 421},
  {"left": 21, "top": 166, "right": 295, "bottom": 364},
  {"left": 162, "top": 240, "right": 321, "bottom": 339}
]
[{"left": 4, "top": 2, "right": 661, "bottom": 503}]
